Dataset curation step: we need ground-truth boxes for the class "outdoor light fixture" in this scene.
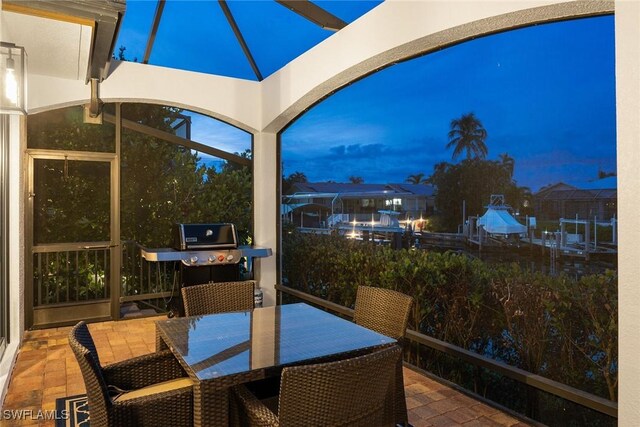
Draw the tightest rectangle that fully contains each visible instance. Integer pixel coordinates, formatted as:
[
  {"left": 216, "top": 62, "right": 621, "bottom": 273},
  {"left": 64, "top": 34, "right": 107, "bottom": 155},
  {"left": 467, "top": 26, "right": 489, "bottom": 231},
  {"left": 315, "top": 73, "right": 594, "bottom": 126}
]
[{"left": 0, "top": 42, "right": 27, "bottom": 115}]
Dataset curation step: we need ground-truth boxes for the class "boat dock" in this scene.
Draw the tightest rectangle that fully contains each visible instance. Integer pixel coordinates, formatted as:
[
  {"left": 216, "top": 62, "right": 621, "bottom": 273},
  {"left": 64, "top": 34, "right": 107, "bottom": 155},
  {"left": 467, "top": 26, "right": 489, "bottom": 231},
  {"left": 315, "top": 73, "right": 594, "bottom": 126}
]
[
  {"left": 416, "top": 232, "right": 466, "bottom": 249},
  {"left": 463, "top": 196, "right": 617, "bottom": 261},
  {"left": 526, "top": 235, "right": 616, "bottom": 261}
]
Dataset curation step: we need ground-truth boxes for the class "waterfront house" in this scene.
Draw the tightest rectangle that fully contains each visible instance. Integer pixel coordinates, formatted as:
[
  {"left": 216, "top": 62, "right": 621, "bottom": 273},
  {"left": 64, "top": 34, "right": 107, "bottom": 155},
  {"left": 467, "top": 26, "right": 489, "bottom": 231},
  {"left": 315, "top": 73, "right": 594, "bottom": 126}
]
[
  {"left": 533, "top": 178, "right": 617, "bottom": 221},
  {"left": 284, "top": 181, "right": 435, "bottom": 227}
]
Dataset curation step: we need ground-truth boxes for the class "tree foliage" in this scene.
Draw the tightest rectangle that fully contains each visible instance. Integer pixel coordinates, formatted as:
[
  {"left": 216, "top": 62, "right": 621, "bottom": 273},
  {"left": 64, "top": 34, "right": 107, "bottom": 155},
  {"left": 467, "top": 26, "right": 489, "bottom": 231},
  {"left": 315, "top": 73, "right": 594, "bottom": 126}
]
[
  {"left": 406, "top": 173, "right": 427, "bottom": 184},
  {"left": 282, "top": 231, "right": 618, "bottom": 409},
  {"left": 447, "top": 112, "right": 488, "bottom": 160},
  {"left": 120, "top": 103, "right": 252, "bottom": 246},
  {"left": 28, "top": 103, "right": 253, "bottom": 249},
  {"left": 428, "top": 159, "right": 531, "bottom": 231},
  {"left": 499, "top": 152, "right": 515, "bottom": 178},
  {"left": 282, "top": 171, "right": 308, "bottom": 195}
]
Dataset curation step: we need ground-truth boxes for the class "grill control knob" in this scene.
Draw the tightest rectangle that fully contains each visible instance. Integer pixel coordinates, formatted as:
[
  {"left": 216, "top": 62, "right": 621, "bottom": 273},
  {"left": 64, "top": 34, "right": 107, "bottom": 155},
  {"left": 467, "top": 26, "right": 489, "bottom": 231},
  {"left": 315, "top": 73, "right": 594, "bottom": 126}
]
[
  {"left": 218, "top": 254, "right": 225, "bottom": 262},
  {"left": 190, "top": 256, "right": 198, "bottom": 265},
  {"left": 227, "top": 254, "right": 234, "bottom": 261},
  {"left": 208, "top": 255, "right": 216, "bottom": 263}
]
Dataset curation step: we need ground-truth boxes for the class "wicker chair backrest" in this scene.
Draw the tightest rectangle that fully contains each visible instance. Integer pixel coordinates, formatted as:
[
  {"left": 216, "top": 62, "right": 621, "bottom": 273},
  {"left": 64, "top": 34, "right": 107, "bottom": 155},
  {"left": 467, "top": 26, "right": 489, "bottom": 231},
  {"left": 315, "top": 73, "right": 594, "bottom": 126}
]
[
  {"left": 69, "top": 321, "right": 111, "bottom": 427},
  {"left": 353, "top": 286, "right": 414, "bottom": 340},
  {"left": 277, "top": 345, "right": 401, "bottom": 427},
  {"left": 181, "top": 280, "right": 255, "bottom": 317}
]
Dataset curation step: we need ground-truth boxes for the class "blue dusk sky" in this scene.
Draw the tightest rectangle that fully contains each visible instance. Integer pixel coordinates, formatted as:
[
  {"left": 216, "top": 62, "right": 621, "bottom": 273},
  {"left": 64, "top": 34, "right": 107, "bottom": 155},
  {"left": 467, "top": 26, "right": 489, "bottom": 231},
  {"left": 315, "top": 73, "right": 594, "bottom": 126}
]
[
  {"left": 116, "top": 4, "right": 616, "bottom": 193},
  {"left": 281, "top": 15, "right": 616, "bottom": 192}
]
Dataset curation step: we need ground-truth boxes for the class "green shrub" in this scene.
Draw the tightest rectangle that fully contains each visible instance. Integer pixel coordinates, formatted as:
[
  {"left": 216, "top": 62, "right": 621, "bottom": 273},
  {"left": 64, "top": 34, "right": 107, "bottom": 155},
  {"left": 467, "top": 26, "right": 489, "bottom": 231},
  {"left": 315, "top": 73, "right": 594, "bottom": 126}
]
[{"left": 282, "top": 231, "right": 618, "bottom": 402}]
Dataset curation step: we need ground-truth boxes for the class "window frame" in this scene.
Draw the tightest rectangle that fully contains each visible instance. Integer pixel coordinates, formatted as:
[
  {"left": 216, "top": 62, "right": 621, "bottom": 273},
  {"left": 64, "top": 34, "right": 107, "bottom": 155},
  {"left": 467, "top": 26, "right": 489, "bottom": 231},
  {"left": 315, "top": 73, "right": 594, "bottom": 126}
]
[{"left": 1, "top": 115, "right": 10, "bottom": 357}]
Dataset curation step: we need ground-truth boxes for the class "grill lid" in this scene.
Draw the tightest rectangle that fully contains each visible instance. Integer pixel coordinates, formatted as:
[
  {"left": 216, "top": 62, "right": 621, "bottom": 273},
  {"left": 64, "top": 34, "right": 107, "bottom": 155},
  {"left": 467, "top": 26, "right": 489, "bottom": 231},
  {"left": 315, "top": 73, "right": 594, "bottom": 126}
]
[{"left": 173, "top": 223, "right": 239, "bottom": 250}]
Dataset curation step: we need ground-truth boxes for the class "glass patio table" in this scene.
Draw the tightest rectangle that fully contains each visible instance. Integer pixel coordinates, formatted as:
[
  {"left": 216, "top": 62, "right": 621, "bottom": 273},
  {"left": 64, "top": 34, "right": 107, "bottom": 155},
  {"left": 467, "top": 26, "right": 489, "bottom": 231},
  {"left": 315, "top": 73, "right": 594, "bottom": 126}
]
[{"left": 155, "top": 302, "right": 397, "bottom": 427}]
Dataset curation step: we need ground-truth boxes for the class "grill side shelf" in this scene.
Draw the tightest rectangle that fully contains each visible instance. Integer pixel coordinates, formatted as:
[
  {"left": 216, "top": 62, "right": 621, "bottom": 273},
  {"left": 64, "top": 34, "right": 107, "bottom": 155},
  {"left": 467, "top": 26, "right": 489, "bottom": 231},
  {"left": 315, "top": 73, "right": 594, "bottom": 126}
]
[
  {"left": 237, "top": 246, "right": 273, "bottom": 258},
  {"left": 140, "top": 246, "right": 272, "bottom": 263}
]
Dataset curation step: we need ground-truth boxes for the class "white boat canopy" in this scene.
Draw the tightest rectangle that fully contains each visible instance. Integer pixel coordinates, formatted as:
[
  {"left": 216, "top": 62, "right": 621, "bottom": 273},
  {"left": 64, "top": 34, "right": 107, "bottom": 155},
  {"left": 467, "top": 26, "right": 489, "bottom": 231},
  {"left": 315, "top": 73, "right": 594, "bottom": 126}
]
[{"left": 477, "top": 208, "right": 527, "bottom": 235}]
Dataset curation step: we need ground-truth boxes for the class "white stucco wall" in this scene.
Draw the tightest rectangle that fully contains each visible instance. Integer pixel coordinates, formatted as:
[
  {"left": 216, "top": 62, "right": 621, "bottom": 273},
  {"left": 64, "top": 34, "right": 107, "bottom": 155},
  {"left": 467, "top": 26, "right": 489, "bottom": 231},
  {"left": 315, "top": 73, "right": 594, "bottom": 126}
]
[
  {"left": 261, "top": 0, "right": 613, "bottom": 133},
  {"left": 615, "top": 0, "right": 640, "bottom": 424},
  {"left": 0, "top": 115, "right": 25, "bottom": 405},
  {"left": 252, "top": 132, "right": 279, "bottom": 307},
  {"left": 28, "top": 61, "right": 262, "bottom": 133}
]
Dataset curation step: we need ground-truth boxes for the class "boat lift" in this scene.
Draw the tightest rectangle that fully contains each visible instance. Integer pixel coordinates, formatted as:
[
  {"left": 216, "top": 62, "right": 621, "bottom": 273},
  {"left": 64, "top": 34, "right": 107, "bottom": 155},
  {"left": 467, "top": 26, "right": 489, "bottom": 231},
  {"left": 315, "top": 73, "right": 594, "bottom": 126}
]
[{"left": 531, "top": 215, "right": 617, "bottom": 261}]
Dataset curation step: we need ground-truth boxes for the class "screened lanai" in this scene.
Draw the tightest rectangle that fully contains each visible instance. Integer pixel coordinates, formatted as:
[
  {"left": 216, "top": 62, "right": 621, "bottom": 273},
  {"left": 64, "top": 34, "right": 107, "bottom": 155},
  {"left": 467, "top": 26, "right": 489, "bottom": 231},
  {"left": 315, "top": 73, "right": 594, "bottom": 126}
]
[
  {"left": 1, "top": 1, "right": 640, "bottom": 426},
  {"left": 0, "top": 0, "right": 385, "bottom": 328}
]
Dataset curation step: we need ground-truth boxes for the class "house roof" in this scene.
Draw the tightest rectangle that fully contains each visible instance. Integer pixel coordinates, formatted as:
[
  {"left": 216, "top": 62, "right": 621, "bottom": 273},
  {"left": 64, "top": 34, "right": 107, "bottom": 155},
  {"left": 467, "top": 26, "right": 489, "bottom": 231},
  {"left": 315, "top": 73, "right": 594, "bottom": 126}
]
[
  {"left": 535, "top": 182, "right": 577, "bottom": 196},
  {"left": 288, "top": 182, "right": 435, "bottom": 198},
  {"left": 387, "top": 183, "right": 435, "bottom": 197},
  {"left": 536, "top": 177, "right": 617, "bottom": 196},
  {"left": 535, "top": 178, "right": 617, "bottom": 201},
  {"left": 292, "top": 182, "right": 391, "bottom": 194},
  {"left": 536, "top": 188, "right": 617, "bottom": 201}
]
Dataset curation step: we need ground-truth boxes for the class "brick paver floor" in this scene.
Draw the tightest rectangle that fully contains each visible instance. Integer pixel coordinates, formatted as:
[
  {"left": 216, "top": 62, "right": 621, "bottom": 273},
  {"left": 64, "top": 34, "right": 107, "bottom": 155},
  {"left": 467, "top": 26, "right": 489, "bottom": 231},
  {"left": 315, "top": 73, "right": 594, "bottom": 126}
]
[{"left": 1, "top": 316, "right": 531, "bottom": 426}]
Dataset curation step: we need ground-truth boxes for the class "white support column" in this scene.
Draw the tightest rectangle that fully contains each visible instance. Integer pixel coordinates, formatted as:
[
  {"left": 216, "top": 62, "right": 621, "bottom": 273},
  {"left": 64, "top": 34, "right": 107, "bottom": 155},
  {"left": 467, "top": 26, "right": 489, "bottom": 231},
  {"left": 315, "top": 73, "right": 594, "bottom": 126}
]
[
  {"left": 10, "top": 114, "right": 25, "bottom": 349},
  {"left": 0, "top": 114, "right": 26, "bottom": 403},
  {"left": 252, "top": 132, "right": 278, "bottom": 307},
  {"left": 617, "top": 0, "right": 640, "bottom": 424}
]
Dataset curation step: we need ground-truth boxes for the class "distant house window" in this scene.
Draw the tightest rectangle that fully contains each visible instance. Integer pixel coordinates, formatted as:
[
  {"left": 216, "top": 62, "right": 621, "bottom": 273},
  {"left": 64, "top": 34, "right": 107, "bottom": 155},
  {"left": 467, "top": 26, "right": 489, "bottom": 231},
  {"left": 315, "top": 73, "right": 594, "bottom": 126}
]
[
  {"left": 361, "top": 199, "right": 375, "bottom": 207},
  {"left": 385, "top": 198, "right": 402, "bottom": 207}
]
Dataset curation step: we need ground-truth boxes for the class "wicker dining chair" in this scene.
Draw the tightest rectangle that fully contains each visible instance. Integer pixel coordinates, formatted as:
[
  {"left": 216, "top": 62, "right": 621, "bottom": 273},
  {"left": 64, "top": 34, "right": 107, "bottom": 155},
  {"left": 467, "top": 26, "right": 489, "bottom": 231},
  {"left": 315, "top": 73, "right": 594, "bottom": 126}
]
[
  {"left": 353, "top": 286, "right": 414, "bottom": 341},
  {"left": 353, "top": 285, "right": 414, "bottom": 426},
  {"left": 181, "top": 280, "right": 255, "bottom": 317},
  {"left": 69, "top": 321, "right": 194, "bottom": 427},
  {"left": 232, "top": 345, "right": 401, "bottom": 427}
]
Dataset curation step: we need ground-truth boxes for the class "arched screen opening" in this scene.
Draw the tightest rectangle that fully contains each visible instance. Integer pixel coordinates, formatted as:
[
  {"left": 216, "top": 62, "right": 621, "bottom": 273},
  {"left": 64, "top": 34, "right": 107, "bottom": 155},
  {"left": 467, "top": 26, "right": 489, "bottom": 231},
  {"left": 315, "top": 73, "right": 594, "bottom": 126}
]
[{"left": 280, "top": 15, "right": 617, "bottom": 425}]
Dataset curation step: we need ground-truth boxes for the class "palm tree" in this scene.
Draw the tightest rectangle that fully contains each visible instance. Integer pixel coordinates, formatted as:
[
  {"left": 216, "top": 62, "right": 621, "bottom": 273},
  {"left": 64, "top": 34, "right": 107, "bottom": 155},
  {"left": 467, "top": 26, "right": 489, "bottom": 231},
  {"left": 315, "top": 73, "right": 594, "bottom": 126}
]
[
  {"left": 499, "top": 153, "right": 515, "bottom": 178},
  {"left": 426, "top": 162, "right": 449, "bottom": 185},
  {"left": 406, "top": 173, "right": 426, "bottom": 184},
  {"left": 446, "top": 112, "right": 488, "bottom": 161},
  {"left": 287, "top": 171, "right": 308, "bottom": 184},
  {"left": 282, "top": 171, "right": 308, "bottom": 195}
]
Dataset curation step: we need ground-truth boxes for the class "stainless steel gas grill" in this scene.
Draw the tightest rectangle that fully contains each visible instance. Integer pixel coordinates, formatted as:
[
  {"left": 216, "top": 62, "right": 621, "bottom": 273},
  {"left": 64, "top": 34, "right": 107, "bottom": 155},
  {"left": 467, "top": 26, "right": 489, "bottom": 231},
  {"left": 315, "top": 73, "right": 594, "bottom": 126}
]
[
  {"left": 172, "top": 223, "right": 238, "bottom": 251},
  {"left": 140, "top": 223, "right": 272, "bottom": 316}
]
